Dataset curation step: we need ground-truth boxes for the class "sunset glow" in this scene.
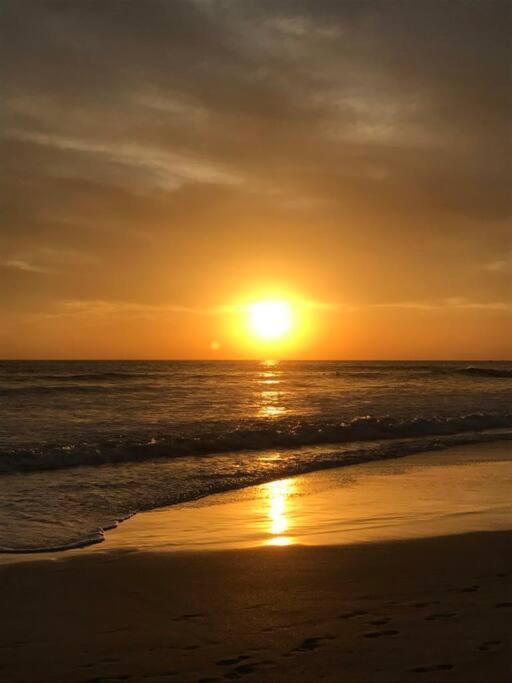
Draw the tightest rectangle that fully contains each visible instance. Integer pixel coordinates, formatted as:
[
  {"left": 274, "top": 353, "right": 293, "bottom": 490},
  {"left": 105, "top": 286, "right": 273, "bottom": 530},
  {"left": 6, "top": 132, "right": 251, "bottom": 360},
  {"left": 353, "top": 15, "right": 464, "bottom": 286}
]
[{"left": 1, "top": 0, "right": 509, "bottom": 363}]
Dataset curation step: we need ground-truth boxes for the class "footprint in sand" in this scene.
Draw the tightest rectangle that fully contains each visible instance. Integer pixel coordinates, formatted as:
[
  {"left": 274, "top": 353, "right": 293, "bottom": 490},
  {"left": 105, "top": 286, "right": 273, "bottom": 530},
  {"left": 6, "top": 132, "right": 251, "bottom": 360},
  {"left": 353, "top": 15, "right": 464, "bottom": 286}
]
[
  {"left": 83, "top": 676, "right": 131, "bottom": 682},
  {"left": 230, "top": 663, "right": 258, "bottom": 676},
  {"left": 411, "top": 663, "right": 453, "bottom": 673},
  {"left": 337, "top": 610, "right": 368, "bottom": 619},
  {"left": 479, "top": 639, "right": 502, "bottom": 652},
  {"left": 363, "top": 629, "right": 399, "bottom": 638},
  {"left": 292, "top": 635, "right": 335, "bottom": 652},
  {"left": 425, "top": 612, "right": 456, "bottom": 621},
  {"left": 172, "top": 612, "right": 205, "bottom": 621},
  {"left": 414, "top": 601, "right": 440, "bottom": 608},
  {"left": 216, "top": 655, "right": 250, "bottom": 666}
]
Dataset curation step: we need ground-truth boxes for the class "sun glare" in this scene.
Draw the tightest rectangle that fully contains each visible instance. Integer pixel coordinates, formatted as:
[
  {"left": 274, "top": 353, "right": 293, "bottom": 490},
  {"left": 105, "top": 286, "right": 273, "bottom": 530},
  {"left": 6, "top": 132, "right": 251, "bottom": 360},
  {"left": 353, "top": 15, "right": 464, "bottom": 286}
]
[{"left": 248, "top": 301, "right": 293, "bottom": 341}]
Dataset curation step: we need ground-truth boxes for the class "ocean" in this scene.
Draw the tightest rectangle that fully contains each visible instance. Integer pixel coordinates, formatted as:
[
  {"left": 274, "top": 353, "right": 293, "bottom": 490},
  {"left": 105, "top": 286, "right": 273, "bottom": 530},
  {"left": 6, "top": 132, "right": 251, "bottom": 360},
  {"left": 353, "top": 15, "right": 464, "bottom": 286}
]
[{"left": 1, "top": 360, "right": 511, "bottom": 553}]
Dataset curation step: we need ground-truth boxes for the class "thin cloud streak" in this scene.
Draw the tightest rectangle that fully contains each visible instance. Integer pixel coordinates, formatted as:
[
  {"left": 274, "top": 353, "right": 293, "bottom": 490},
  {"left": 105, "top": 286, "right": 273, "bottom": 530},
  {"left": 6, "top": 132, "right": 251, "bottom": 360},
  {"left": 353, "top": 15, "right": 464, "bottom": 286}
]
[
  {"left": 2, "top": 260, "right": 54, "bottom": 274},
  {"left": 373, "top": 299, "right": 512, "bottom": 313},
  {"left": 4, "top": 129, "right": 242, "bottom": 190}
]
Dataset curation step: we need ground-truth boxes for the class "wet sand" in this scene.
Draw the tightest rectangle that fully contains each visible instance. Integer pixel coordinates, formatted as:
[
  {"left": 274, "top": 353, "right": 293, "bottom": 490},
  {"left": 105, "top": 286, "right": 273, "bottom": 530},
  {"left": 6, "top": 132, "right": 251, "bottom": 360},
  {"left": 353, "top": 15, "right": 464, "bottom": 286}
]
[{"left": 99, "top": 441, "right": 512, "bottom": 552}]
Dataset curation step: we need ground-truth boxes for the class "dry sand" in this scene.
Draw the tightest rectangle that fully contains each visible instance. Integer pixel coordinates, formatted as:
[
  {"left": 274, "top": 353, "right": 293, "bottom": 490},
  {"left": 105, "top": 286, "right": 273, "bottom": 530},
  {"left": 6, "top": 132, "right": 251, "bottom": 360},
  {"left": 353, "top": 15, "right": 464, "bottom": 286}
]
[{"left": 1, "top": 531, "right": 511, "bottom": 683}]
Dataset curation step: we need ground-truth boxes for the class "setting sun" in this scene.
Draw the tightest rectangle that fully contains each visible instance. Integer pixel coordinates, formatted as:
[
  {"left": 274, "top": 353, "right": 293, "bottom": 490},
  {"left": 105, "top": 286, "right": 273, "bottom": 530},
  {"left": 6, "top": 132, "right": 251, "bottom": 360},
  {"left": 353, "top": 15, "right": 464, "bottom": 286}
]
[{"left": 248, "top": 301, "right": 293, "bottom": 341}]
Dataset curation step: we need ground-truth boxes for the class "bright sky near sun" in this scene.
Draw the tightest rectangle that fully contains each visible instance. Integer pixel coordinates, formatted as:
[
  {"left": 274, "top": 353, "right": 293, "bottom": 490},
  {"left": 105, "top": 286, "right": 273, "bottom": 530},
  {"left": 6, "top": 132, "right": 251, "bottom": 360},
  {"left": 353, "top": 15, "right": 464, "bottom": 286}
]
[{"left": 226, "top": 295, "right": 308, "bottom": 357}]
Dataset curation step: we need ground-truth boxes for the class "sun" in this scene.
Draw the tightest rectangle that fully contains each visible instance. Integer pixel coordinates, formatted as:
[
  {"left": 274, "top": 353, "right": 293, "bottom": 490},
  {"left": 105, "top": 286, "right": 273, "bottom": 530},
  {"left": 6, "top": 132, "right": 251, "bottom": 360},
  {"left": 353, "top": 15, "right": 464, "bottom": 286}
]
[{"left": 248, "top": 300, "right": 293, "bottom": 341}]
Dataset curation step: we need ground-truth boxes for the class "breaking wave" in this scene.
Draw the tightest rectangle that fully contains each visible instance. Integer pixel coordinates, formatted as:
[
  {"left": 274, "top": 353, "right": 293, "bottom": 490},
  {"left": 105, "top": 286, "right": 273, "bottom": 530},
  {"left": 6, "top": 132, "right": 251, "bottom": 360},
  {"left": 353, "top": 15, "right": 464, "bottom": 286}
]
[
  {"left": 2, "top": 364, "right": 512, "bottom": 388},
  {"left": 2, "top": 411, "right": 511, "bottom": 475},
  {"left": 459, "top": 367, "right": 512, "bottom": 379}
]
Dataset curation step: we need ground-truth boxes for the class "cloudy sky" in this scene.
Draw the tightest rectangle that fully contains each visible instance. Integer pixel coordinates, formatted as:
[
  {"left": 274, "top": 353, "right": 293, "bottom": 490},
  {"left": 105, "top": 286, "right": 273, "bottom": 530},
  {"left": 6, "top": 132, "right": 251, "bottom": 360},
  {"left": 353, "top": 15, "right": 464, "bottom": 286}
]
[{"left": 1, "top": 0, "right": 510, "bottom": 359}]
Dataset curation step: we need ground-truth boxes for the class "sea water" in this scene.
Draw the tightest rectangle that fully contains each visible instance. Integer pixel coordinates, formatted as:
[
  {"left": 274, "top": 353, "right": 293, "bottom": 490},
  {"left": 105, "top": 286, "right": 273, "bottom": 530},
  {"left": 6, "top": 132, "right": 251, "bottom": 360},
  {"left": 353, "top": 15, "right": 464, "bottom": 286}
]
[{"left": 0, "top": 360, "right": 511, "bottom": 552}]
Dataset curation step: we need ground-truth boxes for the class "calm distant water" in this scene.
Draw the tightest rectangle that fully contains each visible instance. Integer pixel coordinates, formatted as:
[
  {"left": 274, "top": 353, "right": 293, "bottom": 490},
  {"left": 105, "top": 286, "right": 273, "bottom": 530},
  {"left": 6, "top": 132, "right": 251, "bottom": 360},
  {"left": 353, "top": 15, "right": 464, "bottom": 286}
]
[{"left": 1, "top": 360, "right": 511, "bottom": 552}]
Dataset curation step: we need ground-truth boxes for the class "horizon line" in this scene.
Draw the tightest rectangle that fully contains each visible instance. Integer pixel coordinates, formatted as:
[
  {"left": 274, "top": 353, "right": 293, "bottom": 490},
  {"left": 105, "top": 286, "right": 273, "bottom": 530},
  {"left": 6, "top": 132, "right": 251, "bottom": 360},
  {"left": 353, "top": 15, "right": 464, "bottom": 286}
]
[{"left": 1, "top": 358, "right": 511, "bottom": 363}]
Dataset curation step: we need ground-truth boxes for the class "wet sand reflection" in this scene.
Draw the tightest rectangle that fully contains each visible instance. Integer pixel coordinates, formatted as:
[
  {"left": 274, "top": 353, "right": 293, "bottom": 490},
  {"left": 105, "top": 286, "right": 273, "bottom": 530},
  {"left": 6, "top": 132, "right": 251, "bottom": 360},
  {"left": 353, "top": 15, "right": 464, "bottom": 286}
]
[{"left": 263, "top": 478, "right": 296, "bottom": 546}]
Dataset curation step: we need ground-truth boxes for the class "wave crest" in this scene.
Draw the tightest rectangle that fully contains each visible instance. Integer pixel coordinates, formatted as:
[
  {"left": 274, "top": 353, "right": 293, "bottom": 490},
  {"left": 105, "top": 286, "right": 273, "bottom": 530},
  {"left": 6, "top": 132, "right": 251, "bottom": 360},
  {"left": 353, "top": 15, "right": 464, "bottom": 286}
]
[
  {"left": 1, "top": 412, "right": 511, "bottom": 474},
  {"left": 459, "top": 367, "right": 512, "bottom": 379}
]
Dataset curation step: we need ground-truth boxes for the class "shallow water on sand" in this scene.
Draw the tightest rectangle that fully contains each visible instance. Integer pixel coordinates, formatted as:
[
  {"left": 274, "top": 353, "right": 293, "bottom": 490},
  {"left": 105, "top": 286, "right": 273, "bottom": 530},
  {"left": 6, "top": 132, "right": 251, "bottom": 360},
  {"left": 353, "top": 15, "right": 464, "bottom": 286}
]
[{"left": 99, "top": 442, "right": 512, "bottom": 551}]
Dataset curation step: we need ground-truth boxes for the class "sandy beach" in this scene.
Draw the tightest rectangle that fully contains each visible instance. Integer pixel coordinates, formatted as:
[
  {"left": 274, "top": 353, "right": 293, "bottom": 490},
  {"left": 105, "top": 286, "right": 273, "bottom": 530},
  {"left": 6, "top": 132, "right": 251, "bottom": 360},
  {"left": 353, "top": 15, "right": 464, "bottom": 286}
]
[
  {"left": 1, "top": 532, "right": 511, "bottom": 683},
  {"left": 1, "top": 443, "right": 511, "bottom": 683}
]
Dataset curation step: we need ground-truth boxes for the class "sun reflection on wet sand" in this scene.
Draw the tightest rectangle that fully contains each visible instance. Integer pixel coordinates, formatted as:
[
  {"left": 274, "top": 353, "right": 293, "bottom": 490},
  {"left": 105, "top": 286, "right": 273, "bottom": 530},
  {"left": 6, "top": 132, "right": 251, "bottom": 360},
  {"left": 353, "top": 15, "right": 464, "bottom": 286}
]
[{"left": 264, "top": 478, "right": 296, "bottom": 546}]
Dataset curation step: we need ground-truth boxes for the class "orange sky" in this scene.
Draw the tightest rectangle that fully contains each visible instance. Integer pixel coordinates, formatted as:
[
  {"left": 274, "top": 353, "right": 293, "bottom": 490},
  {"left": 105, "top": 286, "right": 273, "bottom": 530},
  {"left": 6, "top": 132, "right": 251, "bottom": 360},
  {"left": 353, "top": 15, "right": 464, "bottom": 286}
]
[{"left": 1, "top": 1, "right": 510, "bottom": 359}]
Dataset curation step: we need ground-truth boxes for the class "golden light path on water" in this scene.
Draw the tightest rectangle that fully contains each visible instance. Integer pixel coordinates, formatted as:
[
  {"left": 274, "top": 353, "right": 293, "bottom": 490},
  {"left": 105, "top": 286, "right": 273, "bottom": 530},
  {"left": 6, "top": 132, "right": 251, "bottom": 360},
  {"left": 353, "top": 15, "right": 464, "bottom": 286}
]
[
  {"left": 257, "top": 359, "right": 286, "bottom": 419},
  {"left": 255, "top": 359, "right": 295, "bottom": 544}
]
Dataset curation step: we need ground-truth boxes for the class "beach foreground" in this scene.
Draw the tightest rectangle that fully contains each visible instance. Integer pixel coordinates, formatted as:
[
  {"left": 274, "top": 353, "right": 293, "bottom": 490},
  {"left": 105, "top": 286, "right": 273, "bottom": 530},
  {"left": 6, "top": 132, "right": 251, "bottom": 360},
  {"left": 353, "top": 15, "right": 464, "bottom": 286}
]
[
  {"left": 2, "top": 443, "right": 511, "bottom": 682},
  {"left": 1, "top": 531, "right": 510, "bottom": 682}
]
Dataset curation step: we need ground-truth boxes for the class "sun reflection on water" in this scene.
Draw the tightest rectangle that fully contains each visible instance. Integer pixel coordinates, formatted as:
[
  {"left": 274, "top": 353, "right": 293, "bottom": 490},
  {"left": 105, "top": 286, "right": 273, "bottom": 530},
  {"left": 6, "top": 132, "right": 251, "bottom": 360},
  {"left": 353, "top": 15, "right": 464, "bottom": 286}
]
[
  {"left": 260, "top": 405, "right": 286, "bottom": 418},
  {"left": 267, "top": 536, "right": 294, "bottom": 546},
  {"left": 255, "top": 362, "right": 295, "bottom": 545},
  {"left": 257, "top": 360, "right": 286, "bottom": 418}
]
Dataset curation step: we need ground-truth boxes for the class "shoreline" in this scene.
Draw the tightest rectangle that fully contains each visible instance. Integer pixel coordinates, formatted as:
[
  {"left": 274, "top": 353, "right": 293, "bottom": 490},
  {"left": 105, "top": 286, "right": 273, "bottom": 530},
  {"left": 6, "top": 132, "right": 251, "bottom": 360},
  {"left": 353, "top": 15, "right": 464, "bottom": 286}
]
[
  {"left": 101, "top": 439, "right": 512, "bottom": 553},
  {"left": 2, "top": 436, "right": 511, "bottom": 559}
]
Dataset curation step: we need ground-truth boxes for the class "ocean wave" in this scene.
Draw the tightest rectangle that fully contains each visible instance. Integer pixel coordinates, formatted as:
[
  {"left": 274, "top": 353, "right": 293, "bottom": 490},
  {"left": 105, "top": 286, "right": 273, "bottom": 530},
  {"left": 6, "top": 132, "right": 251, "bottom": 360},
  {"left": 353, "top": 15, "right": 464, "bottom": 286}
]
[
  {"left": 0, "top": 384, "right": 118, "bottom": 396},
  {"left": 332, "top": 365, "right": 512, "bottom": 379},
  {"left": 459, "top": 367, "right": 512, "bottom": 379},
  {"left": 1, "top": 364, "right": 510, "bottom": 387},
  {"left": 1, "top": 411, "right": 511, "bottom": 474},
  {"left": 0, "top": 370, "right": 170, "bottom": 382},
  {"left": 41, "top": 371, "right": 159, "bottom": 381},
  {"left": 0, "top": 370, "right": 246, "bottom": 388}
]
